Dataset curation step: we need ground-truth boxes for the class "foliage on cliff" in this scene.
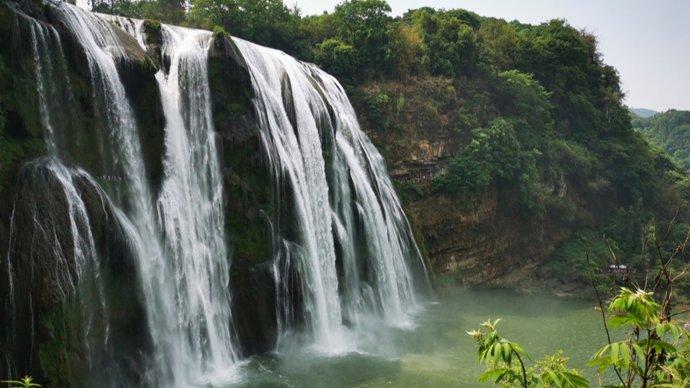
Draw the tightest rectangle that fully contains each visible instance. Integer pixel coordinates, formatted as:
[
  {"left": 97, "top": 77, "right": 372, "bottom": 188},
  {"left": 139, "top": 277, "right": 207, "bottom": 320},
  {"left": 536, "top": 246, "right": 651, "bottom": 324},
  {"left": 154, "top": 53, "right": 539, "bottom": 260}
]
[
  {"left": 633, "top": 110, "right": 690, "bottom": 173},
  {"left": 82, "top": 0, "right": 690, "bottom": 285}
]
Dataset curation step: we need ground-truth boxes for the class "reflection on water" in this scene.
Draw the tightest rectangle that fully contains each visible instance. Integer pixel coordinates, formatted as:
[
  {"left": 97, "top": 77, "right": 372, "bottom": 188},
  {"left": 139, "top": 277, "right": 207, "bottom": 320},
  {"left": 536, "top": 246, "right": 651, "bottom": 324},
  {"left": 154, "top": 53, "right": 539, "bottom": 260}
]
[{"left": 230, "top": 289, "right": 608, "bottom": 387}]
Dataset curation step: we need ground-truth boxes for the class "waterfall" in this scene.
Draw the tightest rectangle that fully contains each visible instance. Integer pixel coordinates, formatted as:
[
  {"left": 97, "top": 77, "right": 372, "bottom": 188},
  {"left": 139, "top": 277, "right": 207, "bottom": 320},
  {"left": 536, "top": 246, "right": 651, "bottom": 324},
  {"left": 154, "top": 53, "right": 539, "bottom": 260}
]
[
  {"left": 62, "top": 8, "right": 240, "bottom": 386},
  {"left": 9, "top": 4, "right": 240, "bottom": 386},
  {"left": 22, "top": 9, "right": 74, "bottom": 156},
  {"left": 17, "top": 1, "right": 105, "bottom": 339},
  {"left": 234, "top": 38, "right": 425, "bottom": 347},
  {"left": 4, "top": 2, "right": 427, "bottom": 384},
  {"left": 6, "top": 10, "right": 120, "bottom": 383},
  {"left": 234, "top": 39, "right": 346, "bottom": 349},
  {"left": 52, "top": 3, "right": 155, "bottom": 212},
  {"left": 151, "top": 24, "right": 238, "bottom": 383},
  {"left": 50, "top": 5, "right": 174, "bottom": 384},
  {"left": 316, "top": 70, "right": 424, "bottom": 325}
]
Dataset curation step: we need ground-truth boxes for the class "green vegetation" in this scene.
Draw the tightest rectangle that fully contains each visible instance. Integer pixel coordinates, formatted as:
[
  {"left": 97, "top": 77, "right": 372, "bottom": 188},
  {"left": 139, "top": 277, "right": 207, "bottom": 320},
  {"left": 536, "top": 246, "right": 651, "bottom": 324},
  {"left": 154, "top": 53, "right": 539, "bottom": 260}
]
[
  {"left": 470, "top": 287, "right": 690, "bottom": 387},
  {"left": 0, "top": 4, "right": 45, "bottom": 196},
  {"left": 83, "top": 0, "right": 690, "bottom": 285},
  {"left": 1, "top": 376, "right": 41, "bottom": 388},
  {"left": 631, "top": 108, "right": 659, "bottom": 119},
  {"left": 634, "top": 110, "right": 690, "bottom": 172},
  {"left": 472, "top": 229, "right": 690, "bottom": 387},
  {"left": 589, "top": 288, "right": 689, "bottom": 387},
  {"left": 467, "top": 319, "right": 588, "bottom": 387}
]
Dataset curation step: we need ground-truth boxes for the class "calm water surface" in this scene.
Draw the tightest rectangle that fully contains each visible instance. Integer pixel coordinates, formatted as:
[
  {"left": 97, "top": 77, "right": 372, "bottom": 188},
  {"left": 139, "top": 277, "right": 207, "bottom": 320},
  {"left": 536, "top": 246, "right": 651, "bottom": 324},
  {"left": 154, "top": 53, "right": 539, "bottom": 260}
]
[{"left": 232, "top": 289, "right": 608, "bottom": 387}]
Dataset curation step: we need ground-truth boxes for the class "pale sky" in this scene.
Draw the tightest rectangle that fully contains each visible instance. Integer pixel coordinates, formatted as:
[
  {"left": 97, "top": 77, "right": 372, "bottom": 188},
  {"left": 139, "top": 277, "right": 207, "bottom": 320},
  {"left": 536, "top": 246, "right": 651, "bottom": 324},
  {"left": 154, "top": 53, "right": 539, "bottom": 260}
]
[{"left": 291, "top": 0, "right": 689, "bottom": 112}]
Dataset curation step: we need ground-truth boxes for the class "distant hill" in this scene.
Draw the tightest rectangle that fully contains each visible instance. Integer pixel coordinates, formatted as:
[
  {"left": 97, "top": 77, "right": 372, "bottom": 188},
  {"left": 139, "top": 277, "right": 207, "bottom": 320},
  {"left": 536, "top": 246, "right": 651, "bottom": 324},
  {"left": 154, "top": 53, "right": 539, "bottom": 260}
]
[
  {"left": 630, "top": 107, "right": 659, "bottom": 118},
  {"left": 633, "top": 109, "right": 690, "bottom": 171}
]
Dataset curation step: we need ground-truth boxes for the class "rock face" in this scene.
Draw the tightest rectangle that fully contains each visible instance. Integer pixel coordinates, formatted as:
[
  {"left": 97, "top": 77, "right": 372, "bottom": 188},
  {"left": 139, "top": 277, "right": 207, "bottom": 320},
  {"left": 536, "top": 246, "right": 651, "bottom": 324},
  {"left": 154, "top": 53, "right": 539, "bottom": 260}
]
[
  {"left": 5, "top": 3, "right": 167, "bottom": 192},
  {"left": 0, "top": 3, "right": 161, "bottom": 383},
  {"left": 403, "top": 190, "right": 565, "bottom": 287},
  {"left": 351, "top": 77, "right": 569, "bottom": 288},
  {"left": 1, "top": 159, "right": 151, "bottom": 386},
  {"left": 207, "top": 33, "right": 282, "bottom": 355}
]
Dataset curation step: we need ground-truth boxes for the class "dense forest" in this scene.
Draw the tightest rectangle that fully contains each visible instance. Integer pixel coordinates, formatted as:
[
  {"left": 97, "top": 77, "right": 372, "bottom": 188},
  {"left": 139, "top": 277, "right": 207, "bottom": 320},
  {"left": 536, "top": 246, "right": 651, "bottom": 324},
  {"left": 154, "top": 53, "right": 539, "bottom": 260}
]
[{"left": 634, "top": 110, "right": 690, "bottom": 173}]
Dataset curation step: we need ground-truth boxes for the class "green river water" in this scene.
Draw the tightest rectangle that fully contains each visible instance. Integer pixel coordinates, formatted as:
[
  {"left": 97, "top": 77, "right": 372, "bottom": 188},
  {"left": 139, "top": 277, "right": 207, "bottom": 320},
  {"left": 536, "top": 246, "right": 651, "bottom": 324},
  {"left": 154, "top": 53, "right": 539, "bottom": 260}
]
[{"left": 232, "top": 289, "right": 609, "bottom": 387}]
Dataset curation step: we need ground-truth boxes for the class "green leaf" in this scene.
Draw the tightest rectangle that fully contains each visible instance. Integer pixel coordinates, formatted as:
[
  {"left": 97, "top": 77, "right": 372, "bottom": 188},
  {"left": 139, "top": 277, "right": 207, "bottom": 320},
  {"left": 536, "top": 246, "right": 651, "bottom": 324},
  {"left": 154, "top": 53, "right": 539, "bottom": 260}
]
[
  {"left": 546, "top": 369, "right": 562, "bottom": 387},
  {"left": 619, "top": 341, "right": 631, "bottom": 367},
  {"left": 478, "top": 368, "right": 503, "bottom": 382},
  {"left": 610, "top": 342, "right": 619, "bottom": 365}
]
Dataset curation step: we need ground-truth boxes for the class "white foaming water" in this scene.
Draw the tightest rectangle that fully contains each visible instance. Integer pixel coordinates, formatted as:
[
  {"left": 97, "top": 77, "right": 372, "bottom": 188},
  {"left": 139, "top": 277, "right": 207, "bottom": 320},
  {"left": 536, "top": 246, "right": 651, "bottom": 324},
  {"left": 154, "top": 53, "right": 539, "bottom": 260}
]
[
  {"left": 234, "top": 38, "right": 425, "bottom": 350},
  {"left": 234, "top": 39, "right": 346, "bottom": 350},
  {"left": 19, "top": 9, "right": 74, "bottom": 156},
  {"left": 51, "top": 4, "right": 186, "bottom": 386},
  {"left": 153, "top": 24, "right": 239, "bottom": 384},
  {"left": 102, "top": 16, "right": 241, "bottom": 384},
  {"left": 316, "top": 69, "right": 424, "bottom": 328},
  {"left": 10, "top": 9, "right": 113, "bottom": 378}
]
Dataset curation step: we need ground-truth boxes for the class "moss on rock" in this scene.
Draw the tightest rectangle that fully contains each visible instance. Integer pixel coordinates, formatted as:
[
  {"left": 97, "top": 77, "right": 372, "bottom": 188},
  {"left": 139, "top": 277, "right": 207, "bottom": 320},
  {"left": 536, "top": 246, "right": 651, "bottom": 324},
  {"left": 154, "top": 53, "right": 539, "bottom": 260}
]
[
  {"left": 3, "top": 160, "right": 152, "bottom": 385},
  {"left": 208, "top": 33, "right": 287, "bottom": 353}
]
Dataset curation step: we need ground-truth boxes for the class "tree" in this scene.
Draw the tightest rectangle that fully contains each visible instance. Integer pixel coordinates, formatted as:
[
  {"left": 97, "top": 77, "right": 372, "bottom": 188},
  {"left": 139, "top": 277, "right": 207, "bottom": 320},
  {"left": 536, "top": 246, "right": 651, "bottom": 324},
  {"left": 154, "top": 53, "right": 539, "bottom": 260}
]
[
  {"left": 478, "top": 18, "right": 518, "bottom": 70},
  {"left": 313, "top": 38, "right": 357, "bottom": 78},
  {"left": 187, "top": 0, "right": 303, "bottom": 54},
  {"left": 386, "top": 21, "right": 423, "bottom": 78},
  {"left": 589, "top": 288, "right": 689, "bottom": 387},
  {"left": 331, "top": 0, "right": 392, "bottom": 76},
  {"left": 634, "top": 110, "right": 690, "bottom": 173},
  {"left": 91, "top": 0, "right": 186, "bottom": 24},
  {"left": 496, "top": 70, "right": 554, "bottom": 140},
  {"left": 409, "top": 9, "right": 481, "bottom": 76}
]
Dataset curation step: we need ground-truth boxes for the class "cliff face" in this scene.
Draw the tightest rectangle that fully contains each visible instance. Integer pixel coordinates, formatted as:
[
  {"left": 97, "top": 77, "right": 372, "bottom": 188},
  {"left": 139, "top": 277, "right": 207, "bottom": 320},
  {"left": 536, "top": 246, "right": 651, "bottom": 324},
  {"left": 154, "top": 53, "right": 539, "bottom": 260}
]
[
  {"left": 403, "top": 191, "right": 564, "bottom": 287},
  {"left": 349, "top": 74, "right": 686, "bottom": 290},
  {"left": 347, "top": 76, "right": 556, "bottom": 287},
  {"left": 4, "top": 7, "right": 245, "bottom": 379},
  {"left": 0, "top": 5, "right": 280, "bottom": 379},
  {"left": 0, "top": 3, "right": 162, "bottom": 383}
]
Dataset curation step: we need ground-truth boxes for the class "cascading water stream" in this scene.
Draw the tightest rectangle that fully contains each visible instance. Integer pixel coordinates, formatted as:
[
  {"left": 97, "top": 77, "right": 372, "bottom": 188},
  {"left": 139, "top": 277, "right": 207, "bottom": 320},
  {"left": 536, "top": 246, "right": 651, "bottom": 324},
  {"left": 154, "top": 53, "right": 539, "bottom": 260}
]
[
  {"left": 6, "top": 10, "right": 117, "bottom": 382},
  {"left": 316, "top": 69, "right": 425, "bottom": 326},
  {"left": 46, "top": 6, "right": 187, "bottom": 385},
  {"left": 15, "top": 4, "right": 239, "bottom": 386},
  {"left": 234, "top": 39, "right": 345, "bottom": 349},
  {"left": 152, "top": 23, "right": 238, "bottom": 383},
  {"left": 99, "top": 14, "right": 240, "bottom": 384},
  {"left": 234, "top": 38, "right": 426, "bottom": 347},
  {"left": 52, "top": 3, "right": 155, "bottom": 215}
]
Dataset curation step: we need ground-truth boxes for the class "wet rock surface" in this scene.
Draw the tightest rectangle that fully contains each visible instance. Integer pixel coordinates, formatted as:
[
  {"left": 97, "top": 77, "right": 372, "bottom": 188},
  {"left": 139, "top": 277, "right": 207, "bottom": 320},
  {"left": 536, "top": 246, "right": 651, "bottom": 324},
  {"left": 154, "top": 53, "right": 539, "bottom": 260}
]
[{"left": 1, "top": 159, "right": 151, "bottom": 385}]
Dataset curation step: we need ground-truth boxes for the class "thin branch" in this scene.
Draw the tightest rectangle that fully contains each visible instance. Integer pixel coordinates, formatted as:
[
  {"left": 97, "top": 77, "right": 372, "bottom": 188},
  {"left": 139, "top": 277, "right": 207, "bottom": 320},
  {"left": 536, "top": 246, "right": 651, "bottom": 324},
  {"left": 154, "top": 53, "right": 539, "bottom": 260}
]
[
  {"left": 508, "top": 343, "right": 529, "bottom": 388},
  {"left": 652, "top": 230, "right": 690, "bottom": 292},
  {"left": 660, "top": 205, "right": 683, "bottom": 244}
]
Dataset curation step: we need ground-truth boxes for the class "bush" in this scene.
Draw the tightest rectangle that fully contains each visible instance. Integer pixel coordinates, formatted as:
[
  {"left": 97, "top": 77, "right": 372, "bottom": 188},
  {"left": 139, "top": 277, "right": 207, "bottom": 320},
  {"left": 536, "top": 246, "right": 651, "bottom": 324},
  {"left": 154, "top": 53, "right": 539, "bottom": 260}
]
[
  {"left": 314, "top": 38, "right": 357, "bottom": 77},
  {"left": 331, "top": 0, "right": 392, "bottom": 76},
  {"left": 433, "top": 118, "right": 523, "bottom": 196},
  {"left": 432, "top": 154, "right": 491, "bottom": 198}
]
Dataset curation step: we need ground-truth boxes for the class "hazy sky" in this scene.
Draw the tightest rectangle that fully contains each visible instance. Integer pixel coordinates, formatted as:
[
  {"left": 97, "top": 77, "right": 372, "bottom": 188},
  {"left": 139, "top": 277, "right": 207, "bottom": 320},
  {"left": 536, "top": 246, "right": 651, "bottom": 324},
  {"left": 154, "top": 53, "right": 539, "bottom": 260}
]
[{"left": 291, "top": 0, "right": 689, "bottom": 112}]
